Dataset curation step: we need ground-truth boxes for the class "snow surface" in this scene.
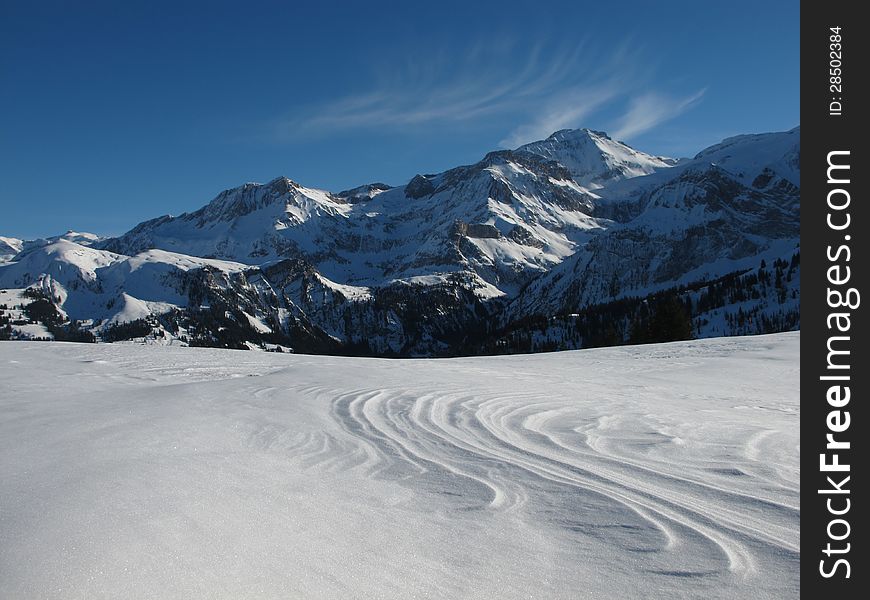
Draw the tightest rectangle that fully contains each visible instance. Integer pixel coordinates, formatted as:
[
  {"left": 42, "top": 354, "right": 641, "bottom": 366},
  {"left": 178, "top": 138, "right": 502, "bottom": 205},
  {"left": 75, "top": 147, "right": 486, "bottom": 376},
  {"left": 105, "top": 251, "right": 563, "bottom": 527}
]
[{"left": 0, "top": 333, "right": 799, "bottom": 599}]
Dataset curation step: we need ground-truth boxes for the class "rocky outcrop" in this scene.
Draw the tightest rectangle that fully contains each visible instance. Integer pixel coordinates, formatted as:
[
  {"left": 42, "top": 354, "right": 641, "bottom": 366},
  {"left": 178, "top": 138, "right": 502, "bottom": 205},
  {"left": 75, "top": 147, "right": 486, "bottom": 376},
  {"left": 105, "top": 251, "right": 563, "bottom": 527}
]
[
  {"left": 451, "top": 220, "right": 500, "bottom": 240},
  {"left": 404, "top": 175, "right": 434, "bottom": 199}
]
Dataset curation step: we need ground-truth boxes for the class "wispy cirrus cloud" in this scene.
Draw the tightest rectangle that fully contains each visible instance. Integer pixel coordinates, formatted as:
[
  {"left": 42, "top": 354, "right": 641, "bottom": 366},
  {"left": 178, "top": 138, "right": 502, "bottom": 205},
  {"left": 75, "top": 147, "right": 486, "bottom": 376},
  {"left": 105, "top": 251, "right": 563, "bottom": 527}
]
[
  {"left": 611, "top": 89, "right": 707, "bottom": 141},
  {"left": 273, "top": 39, "right": 604, "bottom": 140},
  {"left": 497, "top": 85, "right": 621, "bottom": 148},
  {"left": 269, "top": 39, "right": 704, "bottom": 148}
]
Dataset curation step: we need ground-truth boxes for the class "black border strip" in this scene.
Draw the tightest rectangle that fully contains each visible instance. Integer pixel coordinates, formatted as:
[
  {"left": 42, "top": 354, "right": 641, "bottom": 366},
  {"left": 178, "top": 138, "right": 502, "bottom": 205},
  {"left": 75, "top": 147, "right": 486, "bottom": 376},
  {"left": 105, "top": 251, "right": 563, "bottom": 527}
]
[{"left": 802, "top": 1, "right": 867, "bottom": 595}]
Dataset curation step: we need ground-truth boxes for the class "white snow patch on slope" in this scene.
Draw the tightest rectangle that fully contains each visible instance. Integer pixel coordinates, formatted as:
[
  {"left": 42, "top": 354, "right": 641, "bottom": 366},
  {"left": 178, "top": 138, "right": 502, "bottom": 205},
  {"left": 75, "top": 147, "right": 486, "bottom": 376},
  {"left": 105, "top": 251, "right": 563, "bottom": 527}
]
[
  {"left": 314, "top": 273, "right": 372, "bottom": 301},
  {"left": 243, "top": 311, "right": 272, "bottom": 333},
  {"left": 0, "top": 333, "right": 799, "bottom": 599},
  {"left": 123, "top": 249, "right": 247, "bottom": 274}
]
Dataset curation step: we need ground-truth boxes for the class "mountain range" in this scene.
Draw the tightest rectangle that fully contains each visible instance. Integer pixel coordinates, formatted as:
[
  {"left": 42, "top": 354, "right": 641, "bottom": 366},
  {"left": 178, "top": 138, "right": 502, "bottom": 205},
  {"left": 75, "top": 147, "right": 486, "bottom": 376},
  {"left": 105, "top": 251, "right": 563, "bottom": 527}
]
[{"left": 0, "top": 127, "right": 800, "bottom": 355}]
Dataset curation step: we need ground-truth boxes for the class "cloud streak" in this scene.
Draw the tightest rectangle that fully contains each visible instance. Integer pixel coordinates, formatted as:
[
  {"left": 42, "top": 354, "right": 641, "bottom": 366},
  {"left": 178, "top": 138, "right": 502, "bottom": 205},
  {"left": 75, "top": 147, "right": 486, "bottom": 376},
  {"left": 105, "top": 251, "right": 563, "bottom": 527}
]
[
  {"left": 611, "top": 89, "right": 707, "bottom": 141},
  {"left": 498, "top": 85, "right": 621, "bottom": 148},
  {"left": 270, "top": 39, "right": 705, "bottom": 148},
  {"left": 274, "top": 40, "right": 602, "bottom": 140}
]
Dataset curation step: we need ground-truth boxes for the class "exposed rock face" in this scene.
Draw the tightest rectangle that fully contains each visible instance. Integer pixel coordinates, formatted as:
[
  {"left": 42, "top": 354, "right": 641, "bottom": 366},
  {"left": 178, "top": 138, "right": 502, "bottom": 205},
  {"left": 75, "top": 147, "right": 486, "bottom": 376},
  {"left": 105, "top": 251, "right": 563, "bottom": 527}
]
[
  {"left": 507, "top": 226, "right": 543, "bottom": 248},
  {"left": 335, "top": 182, "right": 392, "bottom": 203},
  {"left": 465, "top": 224, "right": 500, "bottom": 239},
  {"left": 404, "top": 175, "right": 434, "bottom": 199},
  {"left": 452, "top": 221, "right": 501, "bottom": 240}
]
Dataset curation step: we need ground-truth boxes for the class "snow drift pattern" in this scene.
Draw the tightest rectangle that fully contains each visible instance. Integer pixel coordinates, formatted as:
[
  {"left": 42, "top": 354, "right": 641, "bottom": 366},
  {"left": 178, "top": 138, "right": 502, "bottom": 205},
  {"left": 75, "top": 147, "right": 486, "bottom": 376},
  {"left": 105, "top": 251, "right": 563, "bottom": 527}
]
[{"left": 0, "top": 333, "right": 799, "bottom": 599}]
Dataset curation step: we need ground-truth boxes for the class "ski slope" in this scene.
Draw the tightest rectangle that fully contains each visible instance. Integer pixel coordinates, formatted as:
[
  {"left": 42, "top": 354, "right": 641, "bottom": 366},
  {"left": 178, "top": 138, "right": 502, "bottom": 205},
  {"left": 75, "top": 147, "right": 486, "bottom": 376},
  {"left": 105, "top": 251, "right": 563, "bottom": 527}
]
[{"left": 0, "top": 333, "right": 799, "bottom": 599}]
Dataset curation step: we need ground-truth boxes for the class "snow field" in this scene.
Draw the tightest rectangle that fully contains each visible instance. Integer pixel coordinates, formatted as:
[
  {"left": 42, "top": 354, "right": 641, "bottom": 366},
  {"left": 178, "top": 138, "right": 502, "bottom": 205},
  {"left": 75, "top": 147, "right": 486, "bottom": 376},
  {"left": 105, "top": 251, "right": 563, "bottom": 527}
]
[{"left": 0, "top": 333, "right": 799, "bottom": 599}]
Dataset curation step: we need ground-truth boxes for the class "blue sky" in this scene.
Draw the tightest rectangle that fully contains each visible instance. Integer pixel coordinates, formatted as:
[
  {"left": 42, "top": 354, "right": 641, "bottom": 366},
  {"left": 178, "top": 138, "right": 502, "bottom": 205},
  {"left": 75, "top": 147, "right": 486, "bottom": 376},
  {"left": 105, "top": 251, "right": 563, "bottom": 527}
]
[{"left": 1, "top": 0, "right": 799, "bottom": 239}]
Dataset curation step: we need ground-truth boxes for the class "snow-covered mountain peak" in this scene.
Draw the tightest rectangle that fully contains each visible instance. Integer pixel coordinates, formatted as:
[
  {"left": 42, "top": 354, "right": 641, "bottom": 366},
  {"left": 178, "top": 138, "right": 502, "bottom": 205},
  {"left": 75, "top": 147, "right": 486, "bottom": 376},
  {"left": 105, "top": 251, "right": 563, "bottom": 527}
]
[
  {"left": 195, "top": 176, "right": 298, "bottom": 220},
  {"left": 55, "top": 230, "right": 102, "bottom": 246},
  {"left": 183, "top": 175, "right": 350, "bottom": 228},
  {"left": 546, "top": 127, "right": 610, "bottom": 141},
  {"left": 517, "top": 128, "right": 676, "bottom": 188}
]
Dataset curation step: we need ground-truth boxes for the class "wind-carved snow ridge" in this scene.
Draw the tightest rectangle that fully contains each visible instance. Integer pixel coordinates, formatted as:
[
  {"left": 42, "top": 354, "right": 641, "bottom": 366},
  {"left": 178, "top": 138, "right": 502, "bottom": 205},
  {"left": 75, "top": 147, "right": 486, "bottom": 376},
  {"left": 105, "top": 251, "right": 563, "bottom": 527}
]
[
  {"left": 0, "top": 334, "right": 799, "bottom": 598},
  {"left": 323, "top": 378, "right": 798, "bottom": 588},
  {"left": 328, "top": 386, "right": 800, "bottom": 568}
]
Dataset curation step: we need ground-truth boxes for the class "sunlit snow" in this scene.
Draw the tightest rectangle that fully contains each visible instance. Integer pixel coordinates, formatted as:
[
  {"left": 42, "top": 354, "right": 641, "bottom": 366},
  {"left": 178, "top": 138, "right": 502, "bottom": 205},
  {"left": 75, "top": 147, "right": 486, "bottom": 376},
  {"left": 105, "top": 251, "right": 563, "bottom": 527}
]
[{"left": 0, "top": 333, "right": 799, "bottom": 599}]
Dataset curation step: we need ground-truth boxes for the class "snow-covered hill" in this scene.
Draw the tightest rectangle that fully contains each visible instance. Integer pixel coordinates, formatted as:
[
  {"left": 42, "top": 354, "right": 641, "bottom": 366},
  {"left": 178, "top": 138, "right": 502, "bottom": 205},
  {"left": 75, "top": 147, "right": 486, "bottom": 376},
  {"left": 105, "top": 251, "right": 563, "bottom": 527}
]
[
  {"left": 0, "top": 236, "right": 23, "bottom": 262},
  {"left": 0, "top": 333, "right": 800, "bottom": 599},
  {"left": 0, "top": 127, "right": 799, "bottom": 354}
]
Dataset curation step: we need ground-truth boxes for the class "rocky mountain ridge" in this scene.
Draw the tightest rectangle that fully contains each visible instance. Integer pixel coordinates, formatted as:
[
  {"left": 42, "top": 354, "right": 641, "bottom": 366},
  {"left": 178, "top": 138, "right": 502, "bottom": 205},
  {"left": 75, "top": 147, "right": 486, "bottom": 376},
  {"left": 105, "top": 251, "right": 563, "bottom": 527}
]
[{"left": 0, "top": 126, "right": 800, "bottom": 355}]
